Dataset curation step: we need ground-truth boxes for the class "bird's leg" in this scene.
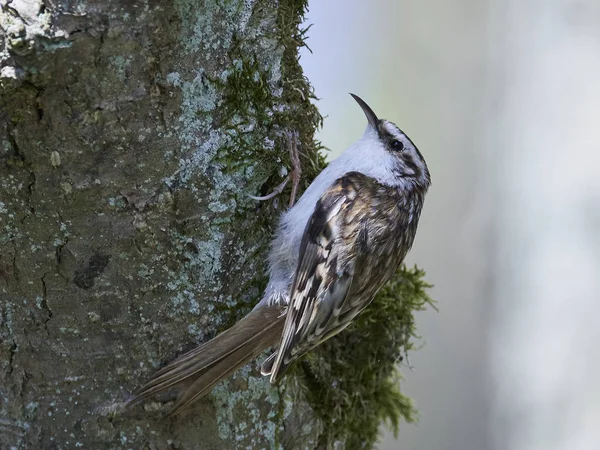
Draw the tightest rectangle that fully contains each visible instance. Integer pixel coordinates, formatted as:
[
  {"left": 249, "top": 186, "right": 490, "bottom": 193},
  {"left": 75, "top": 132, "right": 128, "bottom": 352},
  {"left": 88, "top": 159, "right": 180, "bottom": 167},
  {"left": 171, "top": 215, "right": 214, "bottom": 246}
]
[{"left": 249, "top": 132, "right": 302, "bottom": 208}]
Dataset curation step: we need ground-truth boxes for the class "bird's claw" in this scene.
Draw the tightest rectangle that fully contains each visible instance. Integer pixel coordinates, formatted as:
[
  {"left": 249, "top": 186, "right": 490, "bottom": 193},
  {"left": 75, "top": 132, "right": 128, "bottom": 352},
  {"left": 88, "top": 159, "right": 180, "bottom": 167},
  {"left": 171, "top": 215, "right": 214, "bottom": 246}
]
[
  {"left": 249, "top": 132, "right": 302, "bottom": 208},
  {"left": 248, "top": 174, "right": 291, "bottom": 202}
]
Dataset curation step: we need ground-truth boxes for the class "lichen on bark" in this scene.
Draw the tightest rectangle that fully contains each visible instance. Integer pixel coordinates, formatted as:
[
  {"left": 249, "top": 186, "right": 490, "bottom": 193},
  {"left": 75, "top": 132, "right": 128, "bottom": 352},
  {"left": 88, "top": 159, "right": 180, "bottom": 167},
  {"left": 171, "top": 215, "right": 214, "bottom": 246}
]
[{"left": 1, "top": 1, "right": 432, "bottom": 449}]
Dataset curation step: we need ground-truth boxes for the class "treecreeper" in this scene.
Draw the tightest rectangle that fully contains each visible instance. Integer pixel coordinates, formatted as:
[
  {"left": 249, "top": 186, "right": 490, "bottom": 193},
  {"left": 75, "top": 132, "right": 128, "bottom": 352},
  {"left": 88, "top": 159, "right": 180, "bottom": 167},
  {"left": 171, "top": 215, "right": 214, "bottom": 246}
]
[{"left": 129, "top": 94, "right": 431, "bottom": 414}]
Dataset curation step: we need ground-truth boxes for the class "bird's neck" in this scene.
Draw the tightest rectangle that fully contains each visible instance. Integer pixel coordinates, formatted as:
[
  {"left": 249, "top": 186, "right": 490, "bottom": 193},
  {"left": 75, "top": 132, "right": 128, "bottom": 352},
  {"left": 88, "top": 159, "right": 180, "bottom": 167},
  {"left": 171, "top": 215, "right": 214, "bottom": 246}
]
[{"left": 394, "top": 181, "right": 427, "bottom": 222}]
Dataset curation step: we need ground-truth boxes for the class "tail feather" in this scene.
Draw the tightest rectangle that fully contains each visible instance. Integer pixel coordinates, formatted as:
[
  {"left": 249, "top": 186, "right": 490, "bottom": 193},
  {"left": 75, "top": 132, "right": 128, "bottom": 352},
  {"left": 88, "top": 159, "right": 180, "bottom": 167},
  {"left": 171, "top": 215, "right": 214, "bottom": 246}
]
[
  {"left": 129, "top": 305, "right": 285, "bottom": 415},
  {"left": 260, "top": 351, "right": 277, "bottom": 376},
  {"left": 172, "top": 338, "right": 269, "bottom": 412}
]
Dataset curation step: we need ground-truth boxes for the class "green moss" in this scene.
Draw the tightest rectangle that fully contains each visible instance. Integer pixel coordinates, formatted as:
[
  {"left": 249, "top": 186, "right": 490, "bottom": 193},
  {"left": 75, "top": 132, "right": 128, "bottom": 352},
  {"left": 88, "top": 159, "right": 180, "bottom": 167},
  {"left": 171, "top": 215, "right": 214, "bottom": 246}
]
[{"left": 286, "top": 266, "right": 434, "bottom": 449}]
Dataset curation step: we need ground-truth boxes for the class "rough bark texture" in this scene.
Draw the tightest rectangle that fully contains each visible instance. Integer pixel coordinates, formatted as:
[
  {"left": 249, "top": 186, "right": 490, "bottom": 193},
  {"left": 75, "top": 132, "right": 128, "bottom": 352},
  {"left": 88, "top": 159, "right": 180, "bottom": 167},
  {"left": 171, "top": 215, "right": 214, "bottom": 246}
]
[{"left": 0, "top": 1, "right": 324, "bottom": 448}]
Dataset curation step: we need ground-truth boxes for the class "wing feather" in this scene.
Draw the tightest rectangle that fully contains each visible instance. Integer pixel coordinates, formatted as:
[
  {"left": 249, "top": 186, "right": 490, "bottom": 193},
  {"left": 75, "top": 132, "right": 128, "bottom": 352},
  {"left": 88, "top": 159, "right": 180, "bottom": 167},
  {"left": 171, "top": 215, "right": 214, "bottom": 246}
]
[{"left": 267, "top": 174, "right": 370, "bottom": 381}]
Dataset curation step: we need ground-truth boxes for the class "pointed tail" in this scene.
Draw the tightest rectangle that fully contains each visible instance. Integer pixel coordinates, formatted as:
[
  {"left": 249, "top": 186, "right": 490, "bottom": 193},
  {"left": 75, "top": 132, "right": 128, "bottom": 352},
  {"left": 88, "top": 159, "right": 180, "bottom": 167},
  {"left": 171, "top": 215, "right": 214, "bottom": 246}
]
[{"left": 129, "top": 305, "right": 285, "bottom": 414}]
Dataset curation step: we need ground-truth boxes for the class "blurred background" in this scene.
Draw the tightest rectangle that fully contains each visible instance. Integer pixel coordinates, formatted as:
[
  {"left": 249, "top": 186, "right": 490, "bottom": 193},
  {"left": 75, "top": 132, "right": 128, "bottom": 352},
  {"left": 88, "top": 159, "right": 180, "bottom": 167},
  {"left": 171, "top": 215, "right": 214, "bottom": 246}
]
[{"left": 300, "top": 1, "right": 600, "bottom": 449}]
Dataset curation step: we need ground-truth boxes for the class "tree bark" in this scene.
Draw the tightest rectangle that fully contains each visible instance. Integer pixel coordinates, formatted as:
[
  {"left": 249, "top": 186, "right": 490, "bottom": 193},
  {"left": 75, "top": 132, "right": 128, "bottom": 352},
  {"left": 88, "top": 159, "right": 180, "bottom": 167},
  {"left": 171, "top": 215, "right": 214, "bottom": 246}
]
[{"left": 1, "top": 1, "right": 324, "bottom": 448}]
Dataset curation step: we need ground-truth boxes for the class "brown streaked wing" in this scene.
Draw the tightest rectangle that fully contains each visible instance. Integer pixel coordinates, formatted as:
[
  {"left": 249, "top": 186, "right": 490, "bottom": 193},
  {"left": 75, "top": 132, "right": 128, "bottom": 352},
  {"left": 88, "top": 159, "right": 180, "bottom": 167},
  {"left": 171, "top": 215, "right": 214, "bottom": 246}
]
[{"left": 267, "top": 172, "right": 375, "bottom": 382}]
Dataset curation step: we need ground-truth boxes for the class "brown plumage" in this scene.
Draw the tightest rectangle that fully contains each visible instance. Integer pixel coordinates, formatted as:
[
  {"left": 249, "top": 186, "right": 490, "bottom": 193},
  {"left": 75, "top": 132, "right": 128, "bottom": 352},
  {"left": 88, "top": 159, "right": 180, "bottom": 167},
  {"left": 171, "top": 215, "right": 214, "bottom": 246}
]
[{"left": 263, "top": 172, "right": 425, "bottom": 381}]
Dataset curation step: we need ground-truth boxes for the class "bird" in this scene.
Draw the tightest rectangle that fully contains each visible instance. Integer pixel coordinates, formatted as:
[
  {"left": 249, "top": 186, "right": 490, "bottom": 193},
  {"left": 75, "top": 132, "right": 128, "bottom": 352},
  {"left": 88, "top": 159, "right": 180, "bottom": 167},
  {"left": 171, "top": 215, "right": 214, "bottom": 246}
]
[{"left": 129, "top": 94, "right": 431, "bottom": 414}]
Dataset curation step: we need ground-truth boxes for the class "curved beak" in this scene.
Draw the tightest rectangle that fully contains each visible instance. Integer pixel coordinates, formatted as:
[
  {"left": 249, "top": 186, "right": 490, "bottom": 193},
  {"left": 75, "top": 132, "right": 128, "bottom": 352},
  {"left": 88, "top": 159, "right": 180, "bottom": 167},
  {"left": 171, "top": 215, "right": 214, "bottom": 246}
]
[{"left": 350, "top": 93, "right": 379, "bottom": 130}]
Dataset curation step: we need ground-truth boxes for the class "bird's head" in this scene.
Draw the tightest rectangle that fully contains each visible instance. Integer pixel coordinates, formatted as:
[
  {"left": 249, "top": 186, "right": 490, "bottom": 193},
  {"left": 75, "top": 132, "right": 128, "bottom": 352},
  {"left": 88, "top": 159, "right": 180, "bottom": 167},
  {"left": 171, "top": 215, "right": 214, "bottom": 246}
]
[{"left": 351, "top": 93, "right": 431, "bottom": 189}]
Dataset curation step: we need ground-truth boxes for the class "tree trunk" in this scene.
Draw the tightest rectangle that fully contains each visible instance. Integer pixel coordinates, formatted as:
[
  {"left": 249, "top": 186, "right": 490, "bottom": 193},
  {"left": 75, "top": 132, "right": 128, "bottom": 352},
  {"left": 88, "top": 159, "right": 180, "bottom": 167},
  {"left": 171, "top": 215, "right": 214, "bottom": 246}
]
[
  {"left": 1, "top": 1, "right": 430, "bottom": 449},
  {"left": 1, "top": 0, "right": 324, "bottom": 448}
]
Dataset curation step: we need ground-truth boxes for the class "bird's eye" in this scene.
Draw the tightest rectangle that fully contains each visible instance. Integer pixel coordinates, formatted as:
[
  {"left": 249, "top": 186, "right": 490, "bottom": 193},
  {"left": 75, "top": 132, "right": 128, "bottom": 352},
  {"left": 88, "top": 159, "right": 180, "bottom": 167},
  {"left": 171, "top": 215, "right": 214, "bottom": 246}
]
[{"left": 391, "top": 140, "right": 404, "bottom": 152}]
